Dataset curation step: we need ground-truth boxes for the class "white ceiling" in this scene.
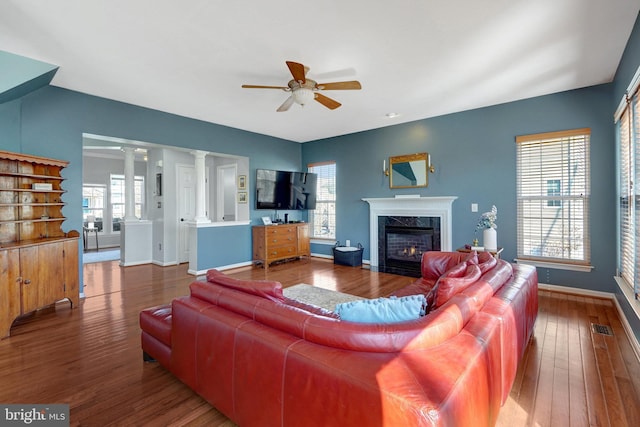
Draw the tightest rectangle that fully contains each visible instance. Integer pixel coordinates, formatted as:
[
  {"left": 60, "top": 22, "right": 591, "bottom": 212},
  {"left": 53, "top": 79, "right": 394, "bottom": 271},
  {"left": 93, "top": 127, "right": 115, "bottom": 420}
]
[{"left": 1, "top": 0, "right": 639, "bottom": 143}]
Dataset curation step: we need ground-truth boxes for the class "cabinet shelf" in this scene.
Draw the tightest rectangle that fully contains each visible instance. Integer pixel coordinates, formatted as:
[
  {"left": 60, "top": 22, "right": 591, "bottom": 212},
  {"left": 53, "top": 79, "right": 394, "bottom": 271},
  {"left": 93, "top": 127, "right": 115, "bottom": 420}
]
[
  {"left": 0, "top": 188, "right": 65, "bottom": 194},
  {"left": 0, "top": 149, "right": 78, "bottom": 339},
  {"left": 0, "top": 202, "right": 65, "bottom": 207},
  {"left": 0, "top": 171, "right": 64, "bottom": 180},
  {"left": 0, "top": 217, "right": 66, "bottom": 225}
]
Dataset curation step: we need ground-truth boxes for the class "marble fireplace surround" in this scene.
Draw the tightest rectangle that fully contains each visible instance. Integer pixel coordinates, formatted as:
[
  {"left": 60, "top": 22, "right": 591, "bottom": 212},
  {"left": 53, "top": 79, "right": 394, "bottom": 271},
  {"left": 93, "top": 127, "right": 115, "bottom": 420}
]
[{"left": 362, "top": 196, "right": 458, "bottom": 268}]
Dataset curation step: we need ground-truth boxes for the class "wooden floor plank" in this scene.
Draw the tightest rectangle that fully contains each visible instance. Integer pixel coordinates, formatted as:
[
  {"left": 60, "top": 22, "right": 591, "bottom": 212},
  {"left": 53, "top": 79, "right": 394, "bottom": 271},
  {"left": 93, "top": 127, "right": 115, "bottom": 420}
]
[
  {"left": 550, "top": 294, "right": 570, "bottom": 427},
  {"left": 566, "top": 294, "right": 589, "bottom": 427},
  {"left": 0, "top": 258, "right": 638, "bottom": 426}
]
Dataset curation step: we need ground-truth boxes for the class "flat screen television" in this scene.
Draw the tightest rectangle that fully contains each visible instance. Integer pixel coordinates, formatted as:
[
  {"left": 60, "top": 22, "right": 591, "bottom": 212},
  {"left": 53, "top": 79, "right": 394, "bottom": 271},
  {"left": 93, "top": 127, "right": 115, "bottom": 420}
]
[{"left": 255, "top": 169, "right": 317, "bottom": 210}]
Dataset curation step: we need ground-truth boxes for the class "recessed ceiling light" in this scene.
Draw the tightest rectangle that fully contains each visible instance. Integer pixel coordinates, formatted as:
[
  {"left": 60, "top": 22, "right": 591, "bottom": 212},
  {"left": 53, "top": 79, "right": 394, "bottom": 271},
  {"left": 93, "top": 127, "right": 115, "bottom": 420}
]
[{"left": 385, "top": 112, "right": 400, "bottom": 118}]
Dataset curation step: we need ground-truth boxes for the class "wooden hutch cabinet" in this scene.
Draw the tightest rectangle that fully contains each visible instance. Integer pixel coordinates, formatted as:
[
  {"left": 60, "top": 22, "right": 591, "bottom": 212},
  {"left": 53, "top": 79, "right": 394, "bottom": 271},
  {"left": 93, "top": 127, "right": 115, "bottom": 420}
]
[
  {"left": 252, "top": 223, "right": 310, "bottom": 270},
  {"left": 0, "top": 150, "right": 79, "bottom": 338}
]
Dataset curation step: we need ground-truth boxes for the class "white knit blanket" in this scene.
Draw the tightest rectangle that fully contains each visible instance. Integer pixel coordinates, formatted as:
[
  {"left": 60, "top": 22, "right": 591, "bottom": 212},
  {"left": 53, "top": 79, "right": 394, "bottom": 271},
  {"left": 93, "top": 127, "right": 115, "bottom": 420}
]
[{"left": 282, "top": 284, "right": 365, "bottom": 312}]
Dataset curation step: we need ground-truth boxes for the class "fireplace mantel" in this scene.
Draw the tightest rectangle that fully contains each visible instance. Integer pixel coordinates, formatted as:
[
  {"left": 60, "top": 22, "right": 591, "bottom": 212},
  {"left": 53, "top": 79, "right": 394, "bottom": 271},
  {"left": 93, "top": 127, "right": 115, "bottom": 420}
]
[{"left": 362, "top": 196, "right": 457, "bottom": 268}]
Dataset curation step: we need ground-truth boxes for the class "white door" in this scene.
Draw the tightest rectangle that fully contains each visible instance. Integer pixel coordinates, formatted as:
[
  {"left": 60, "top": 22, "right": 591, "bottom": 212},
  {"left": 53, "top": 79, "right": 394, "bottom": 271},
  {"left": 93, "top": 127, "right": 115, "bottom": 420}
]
[{"left": 177, "top": 164, "right": 196, "bottom": 263}]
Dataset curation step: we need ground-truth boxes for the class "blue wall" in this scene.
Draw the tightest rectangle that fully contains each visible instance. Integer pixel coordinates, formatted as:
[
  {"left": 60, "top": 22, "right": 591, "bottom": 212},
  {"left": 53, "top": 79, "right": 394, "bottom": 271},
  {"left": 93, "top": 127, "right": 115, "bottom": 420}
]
[
  {"left": 614, "top": 14, "right": 640, "bottom": 106},
  {"left": 303, "top": 84, "right": 615, "bottom": 293},
  {"left": 0, "top": 86, "right": 303, "bottom": 292},
  {"left": 0, "top": 75, "right": 619, "bottom": 296}
]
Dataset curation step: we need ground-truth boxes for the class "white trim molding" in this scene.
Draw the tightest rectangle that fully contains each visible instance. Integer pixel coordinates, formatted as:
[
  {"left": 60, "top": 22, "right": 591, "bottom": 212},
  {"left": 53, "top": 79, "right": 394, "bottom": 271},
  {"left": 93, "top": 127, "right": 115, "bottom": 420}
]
[
  {"left": 515, "top": 258, "right": 594, "bottom": 273},
  {"left": 362, "top": 196, "right": 457, "bottom": 268}
]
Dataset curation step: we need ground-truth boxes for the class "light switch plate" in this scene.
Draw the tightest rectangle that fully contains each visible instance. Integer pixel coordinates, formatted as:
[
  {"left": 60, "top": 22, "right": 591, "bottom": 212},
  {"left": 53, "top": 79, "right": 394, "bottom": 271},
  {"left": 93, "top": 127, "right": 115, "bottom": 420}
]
[{"left": 471, "top": 203, "right": 478, "bottom": 212}]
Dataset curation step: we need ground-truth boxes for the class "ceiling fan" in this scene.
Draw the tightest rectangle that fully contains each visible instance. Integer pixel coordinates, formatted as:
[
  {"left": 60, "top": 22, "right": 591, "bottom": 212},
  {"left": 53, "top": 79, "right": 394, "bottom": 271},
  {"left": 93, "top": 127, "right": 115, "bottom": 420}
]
[{"left": 242, "top": 61, "right": 362, "bottom": 112}]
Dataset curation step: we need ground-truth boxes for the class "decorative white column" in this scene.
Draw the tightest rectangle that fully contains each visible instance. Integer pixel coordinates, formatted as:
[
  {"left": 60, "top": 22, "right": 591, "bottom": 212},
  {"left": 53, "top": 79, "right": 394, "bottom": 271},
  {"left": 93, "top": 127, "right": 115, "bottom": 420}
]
[
  {"left": 192, "top": 150, "right": 210, "bottom": 223},
  {"left": 120, "top": 146, "right": 152, "bottom": 266},
  {"left": 122, "top": 147, "right": 137, "bottom": 221}
]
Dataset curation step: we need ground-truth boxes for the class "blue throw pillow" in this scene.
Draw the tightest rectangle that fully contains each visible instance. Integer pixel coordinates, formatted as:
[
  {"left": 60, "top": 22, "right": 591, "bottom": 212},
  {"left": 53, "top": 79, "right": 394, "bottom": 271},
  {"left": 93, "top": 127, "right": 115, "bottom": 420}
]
[{"left": 335, "top": 295, "right": 427, "bottom": 324}]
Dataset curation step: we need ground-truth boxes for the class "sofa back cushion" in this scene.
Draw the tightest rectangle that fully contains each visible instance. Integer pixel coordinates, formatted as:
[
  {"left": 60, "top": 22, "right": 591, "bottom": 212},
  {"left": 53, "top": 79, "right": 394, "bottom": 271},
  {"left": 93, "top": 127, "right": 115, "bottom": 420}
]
[
  {"left": 432, "top": 263, "right": 482, "bottom": 309},
  {"left": 202, "top": 269, "right": 284, "bottom": 302},
  {"left": 475, "top": 259, "right": 514, "bottom": 293},
  {"left": 473, "top": 251, "right": 498, "bottom": 273},
  {"left": 183, "top": 271, "right": 484, "bottom": 354},
  {"left": 282, "top": 297, "right": 340, "bottom": 319},
  {"left": 420, "top": 251, "right": 468, "bottom": 281},
  {"left": 420, "top": 251, "right": 478, "bottom": 281}
]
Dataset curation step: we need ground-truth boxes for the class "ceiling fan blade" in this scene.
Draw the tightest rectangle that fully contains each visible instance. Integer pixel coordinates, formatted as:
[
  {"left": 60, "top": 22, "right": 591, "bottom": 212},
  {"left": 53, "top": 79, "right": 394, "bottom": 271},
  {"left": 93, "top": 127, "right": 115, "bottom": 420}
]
[
  {"left": 242, "top": 84, "right": 288, "bottom": 90},
  {"left": 286, "top": 61, "right": 306, "bottom": 84},
  {"left": 277, "top": 96, "right": 294, "bottom": 112},
  {"left": 314, "top": 93, "right": 342, "bottom": 110},
  {"left": 317, "top": 81, "right": 362, "bottom": 90}
]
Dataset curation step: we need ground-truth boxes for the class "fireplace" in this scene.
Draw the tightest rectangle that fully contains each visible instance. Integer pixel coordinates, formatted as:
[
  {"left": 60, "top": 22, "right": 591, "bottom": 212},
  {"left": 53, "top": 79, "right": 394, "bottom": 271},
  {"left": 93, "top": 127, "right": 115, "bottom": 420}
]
[
  {"left": 363, "top": 196, "right": 457, "bottom": 275},
  {"left": 378, "top": 217, "right": 440, "bottom": 277}
]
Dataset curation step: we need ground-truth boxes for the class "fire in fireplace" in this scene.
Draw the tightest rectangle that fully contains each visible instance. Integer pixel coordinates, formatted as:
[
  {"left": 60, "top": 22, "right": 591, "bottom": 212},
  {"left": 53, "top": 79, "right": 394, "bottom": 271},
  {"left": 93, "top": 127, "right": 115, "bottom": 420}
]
[
  {"left": 376, "top": 215, "right": 441, "bottom": 277},
  {"left": 383, "top": 226, "right": 436, "bottom": 276}
]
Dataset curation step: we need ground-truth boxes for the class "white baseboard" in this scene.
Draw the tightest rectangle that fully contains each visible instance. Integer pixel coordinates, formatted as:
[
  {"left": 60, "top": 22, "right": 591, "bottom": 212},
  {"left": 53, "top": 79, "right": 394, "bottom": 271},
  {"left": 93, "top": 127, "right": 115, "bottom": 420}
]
[
  {"left": 538, "top": 282, "right": 613, "bottom": 299},
  {"left": 539, "top": 282, "right": 640, "bottom": 362},
  {"left": 152, "top": 260, "right": 179, "bottom": 267},
  {"left": 189, "top": 261, "right": 254, "bottom": 276},
  {"left": 119, "top": 259, "right": 153, "bottom": 267}
]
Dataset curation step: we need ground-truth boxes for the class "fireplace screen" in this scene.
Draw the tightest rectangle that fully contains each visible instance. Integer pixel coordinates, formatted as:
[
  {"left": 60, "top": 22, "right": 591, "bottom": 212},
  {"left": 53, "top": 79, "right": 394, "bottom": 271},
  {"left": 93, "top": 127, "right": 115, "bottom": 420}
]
[{"left": 384, "top": 226, "right": 435, "bottom": 276}]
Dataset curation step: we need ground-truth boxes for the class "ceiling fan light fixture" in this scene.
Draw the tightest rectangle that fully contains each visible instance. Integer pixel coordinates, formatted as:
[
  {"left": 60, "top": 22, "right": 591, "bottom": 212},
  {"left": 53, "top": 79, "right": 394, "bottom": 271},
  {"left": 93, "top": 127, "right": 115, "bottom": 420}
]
[
  {"left": 242, "top": 61, "right": 361, "bottom": 111},
  {"left": 293, "top": 88, "right": 314, "bottom": 106}
]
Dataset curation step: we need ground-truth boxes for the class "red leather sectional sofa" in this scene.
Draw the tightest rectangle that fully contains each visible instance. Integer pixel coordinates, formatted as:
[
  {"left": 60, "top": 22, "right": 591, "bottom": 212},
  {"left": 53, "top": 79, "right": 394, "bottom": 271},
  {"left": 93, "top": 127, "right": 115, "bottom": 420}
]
[{"left": 140, "top": 251, "right": 538, "bottom": 426}]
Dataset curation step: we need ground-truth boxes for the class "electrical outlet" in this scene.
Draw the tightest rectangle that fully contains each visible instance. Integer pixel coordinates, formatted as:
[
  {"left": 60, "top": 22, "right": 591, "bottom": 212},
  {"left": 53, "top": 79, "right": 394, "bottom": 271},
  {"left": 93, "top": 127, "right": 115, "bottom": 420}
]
[
  {"left": 471, "top": 203, "right": 478, "bottom": 212},
  {"left": 346, "top": 239, "right": 351, "bottom": 247}
]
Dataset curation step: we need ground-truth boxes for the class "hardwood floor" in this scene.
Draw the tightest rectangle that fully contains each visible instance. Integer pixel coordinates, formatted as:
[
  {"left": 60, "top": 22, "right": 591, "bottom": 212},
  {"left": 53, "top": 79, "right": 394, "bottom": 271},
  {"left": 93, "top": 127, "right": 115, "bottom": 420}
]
[{"left": 0, "top": 258, "right": 639, "bottom": 426}]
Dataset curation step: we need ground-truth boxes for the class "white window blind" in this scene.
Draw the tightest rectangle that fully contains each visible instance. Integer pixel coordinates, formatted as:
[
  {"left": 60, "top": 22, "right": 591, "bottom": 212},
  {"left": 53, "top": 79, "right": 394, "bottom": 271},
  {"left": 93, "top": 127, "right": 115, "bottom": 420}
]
[
  {"left": 619, "top": 104, "right": 635, "bottom": 290},
  {"left": 308, "top": 161, "right": 336, "bottom": 239},
  {"left": 82, "top": 185, "right": 106, "bottom": 231},
  {"left": 110, "top": 174, "right": 145, "bottom": 232},
  {"left": 618, "top": 87, "right": 640, "bottom": 298},
  {"left": 516, "top": 129, "right": 591, "bottom": 267}
]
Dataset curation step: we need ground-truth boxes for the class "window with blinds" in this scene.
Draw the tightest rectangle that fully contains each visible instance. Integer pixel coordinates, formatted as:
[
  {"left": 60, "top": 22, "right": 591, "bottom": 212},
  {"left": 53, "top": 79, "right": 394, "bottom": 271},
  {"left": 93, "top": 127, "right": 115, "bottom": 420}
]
[
  {"left": 617, "top": 85, "right": 640, "bottom": 298},
  {"left": 308, "top": 161, "right": 336, "bottom": 239},
  {"left": 516, "top": 129, "right": 591, "bottom": 267}
]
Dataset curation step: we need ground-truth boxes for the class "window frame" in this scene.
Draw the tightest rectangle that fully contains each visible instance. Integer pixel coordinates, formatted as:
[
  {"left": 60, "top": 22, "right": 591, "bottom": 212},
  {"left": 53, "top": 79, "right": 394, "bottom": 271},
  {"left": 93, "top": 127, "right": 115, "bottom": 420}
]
[
  {"left": 616, "top": 83, "right": 640, "bottom": 300},
  {"left": 515, "top": 128, "right": 592, "bottom": 272},
  {"left": 307, "top": 161, "right": 336, "bottom": 241},
  {"left": 110, "top": 174, "right": 145, "bottom": 232},
  {"left": 82, "top": 184, "right": 106, "bottom": 232}
]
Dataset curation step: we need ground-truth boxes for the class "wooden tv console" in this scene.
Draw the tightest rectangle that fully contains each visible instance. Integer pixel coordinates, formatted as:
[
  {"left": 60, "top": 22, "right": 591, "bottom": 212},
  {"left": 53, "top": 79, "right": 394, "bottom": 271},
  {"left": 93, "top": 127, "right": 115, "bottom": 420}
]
[{"left": 252, "top": 223, "right": 310, "bottom": 270}]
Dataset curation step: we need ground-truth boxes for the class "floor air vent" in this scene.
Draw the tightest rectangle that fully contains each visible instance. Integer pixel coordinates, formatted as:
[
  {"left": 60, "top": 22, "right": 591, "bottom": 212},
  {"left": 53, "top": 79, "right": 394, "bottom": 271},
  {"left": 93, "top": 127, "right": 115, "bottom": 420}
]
[{"left": 591, "top": 323, "right": 614, "bottom": 336}]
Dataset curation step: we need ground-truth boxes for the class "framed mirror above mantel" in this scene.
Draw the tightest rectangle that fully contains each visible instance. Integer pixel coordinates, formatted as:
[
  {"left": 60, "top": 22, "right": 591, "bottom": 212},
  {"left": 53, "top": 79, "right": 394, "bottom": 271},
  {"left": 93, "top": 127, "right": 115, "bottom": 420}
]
[{"left": 389, "top": 152, "right": 430, "bottom": 189}]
